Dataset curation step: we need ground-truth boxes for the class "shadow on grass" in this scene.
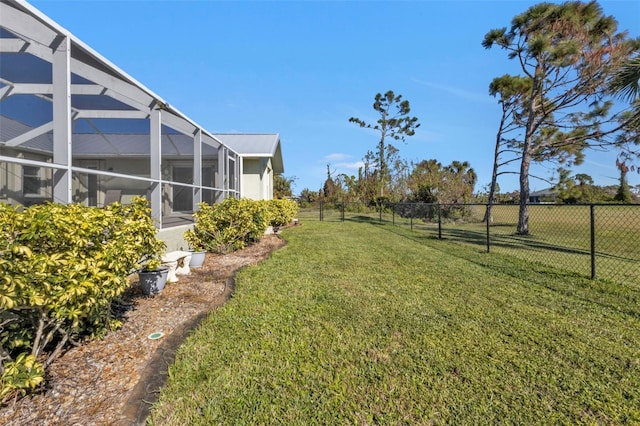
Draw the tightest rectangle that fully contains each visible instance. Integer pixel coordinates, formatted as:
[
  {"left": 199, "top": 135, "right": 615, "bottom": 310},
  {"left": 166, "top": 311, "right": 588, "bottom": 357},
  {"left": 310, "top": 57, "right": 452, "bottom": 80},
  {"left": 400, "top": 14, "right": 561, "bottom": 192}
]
[
  {"left": 346, "top": 215, "right": 386, "bottom": 225},
  {"left": 377, "top": 223, "right": 640, "bottom": 320},
  {"left": 327, "top": 217, "right": 638, "bottom": 264},
  {"left": 401, "top": 225, "right": 590, "bottom": 258},
  {"left": 410, "top": 225, "right": 636, "bottom": 263}
]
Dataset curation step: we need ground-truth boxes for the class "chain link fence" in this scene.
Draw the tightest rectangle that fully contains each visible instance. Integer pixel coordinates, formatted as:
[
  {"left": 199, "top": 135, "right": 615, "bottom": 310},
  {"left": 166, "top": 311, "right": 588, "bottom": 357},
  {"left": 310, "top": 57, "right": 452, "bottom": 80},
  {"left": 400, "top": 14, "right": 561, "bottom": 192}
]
[{"left": 297, "top": 201, "right": 639, "bottom": 285}]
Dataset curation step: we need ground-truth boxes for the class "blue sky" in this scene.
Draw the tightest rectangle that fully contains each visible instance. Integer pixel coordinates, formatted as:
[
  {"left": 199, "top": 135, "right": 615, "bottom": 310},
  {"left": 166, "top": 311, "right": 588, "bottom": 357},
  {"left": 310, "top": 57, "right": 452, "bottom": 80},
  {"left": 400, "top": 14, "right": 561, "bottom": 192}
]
[{"left": 30, "top": 0, "right": 640, "bottom": 195}]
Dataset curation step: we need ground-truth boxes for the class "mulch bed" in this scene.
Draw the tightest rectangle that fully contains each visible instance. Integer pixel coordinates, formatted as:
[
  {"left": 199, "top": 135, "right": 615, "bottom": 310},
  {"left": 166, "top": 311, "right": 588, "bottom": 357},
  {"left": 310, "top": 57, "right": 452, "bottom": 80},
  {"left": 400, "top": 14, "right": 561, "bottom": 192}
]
[{"left": 0, "top": 234, "right": 286, "bottom": 426}]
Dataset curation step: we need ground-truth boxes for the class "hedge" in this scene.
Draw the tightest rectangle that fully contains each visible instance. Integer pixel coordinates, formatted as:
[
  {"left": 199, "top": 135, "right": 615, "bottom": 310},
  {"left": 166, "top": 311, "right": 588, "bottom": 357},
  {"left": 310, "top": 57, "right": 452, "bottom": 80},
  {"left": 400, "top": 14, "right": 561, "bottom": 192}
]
[
  {"left": 0, "top": 197, "right": 164, "bottom": 403},
  {"left": 184, "top": 198, "right": 298, "bottom": 254}
]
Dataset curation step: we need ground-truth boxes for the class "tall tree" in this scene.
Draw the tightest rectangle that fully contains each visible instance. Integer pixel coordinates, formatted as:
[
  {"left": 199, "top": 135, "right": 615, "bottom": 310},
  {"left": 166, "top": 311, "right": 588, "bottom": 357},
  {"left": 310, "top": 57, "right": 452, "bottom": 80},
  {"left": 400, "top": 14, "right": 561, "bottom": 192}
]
[
  {"left": 408, "top": 159, "right": 477, "bottom": 205},
  {"left": 357, "top": 150, "right": 380, "bottom": 204},
  {"left": 485, "top": 74, "right": 532, "bottom": 222},
  {"left": 322, "top": 164, "right": 346, "bottom": 202},
  {"left": 483, "top": 1, "right": 638, "bottom": 234},
  {"left": 408, "top": 159, "right": 443, "bottom": 203},
  {"left": 322, "top": 164, "right": 337, "bottom": 201},
  {"left": 349, "top": 90, "right": 420, "bottom": 198}
]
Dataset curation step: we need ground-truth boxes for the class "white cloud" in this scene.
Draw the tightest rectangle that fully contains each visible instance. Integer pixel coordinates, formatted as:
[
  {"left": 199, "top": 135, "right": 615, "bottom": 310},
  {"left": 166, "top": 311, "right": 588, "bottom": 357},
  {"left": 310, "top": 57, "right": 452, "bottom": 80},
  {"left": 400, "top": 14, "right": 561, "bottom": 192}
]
[
  {"left": 335, "top": 161, "right": 364, "bottom": 171},
  {"left": 583, "top": 158, "right": 613, "bottom": 169},
  {"left": 412, "top": 78, "right": 491, "bottom": 103},
  {"left": 324, "top": 153, "right": 351, "bottom": 162},
  {"left": 323, "top": 154, "right": 364, "bottom": 172}
]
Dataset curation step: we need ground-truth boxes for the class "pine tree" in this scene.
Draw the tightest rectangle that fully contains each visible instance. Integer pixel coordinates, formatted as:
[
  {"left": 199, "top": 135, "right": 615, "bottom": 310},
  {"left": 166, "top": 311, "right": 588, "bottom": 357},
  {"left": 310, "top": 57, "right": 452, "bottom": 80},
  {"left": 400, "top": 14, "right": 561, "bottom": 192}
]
[{"left": 614, "top": 167, "right": 633, "bottom": 203}]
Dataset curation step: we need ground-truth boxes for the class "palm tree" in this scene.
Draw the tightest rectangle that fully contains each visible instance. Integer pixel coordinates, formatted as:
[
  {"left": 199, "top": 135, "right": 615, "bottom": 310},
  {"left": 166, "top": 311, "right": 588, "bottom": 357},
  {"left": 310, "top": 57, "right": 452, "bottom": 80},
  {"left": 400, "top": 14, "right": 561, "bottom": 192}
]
[
  {"left": 611, "top": 57, "right": 640, "bottom": 102},
  {"left": 610, "top": 57, "right": 640, "bottom": 173},
  {"left": 446, "top": 161, "right": 477, "bottom": 204}
]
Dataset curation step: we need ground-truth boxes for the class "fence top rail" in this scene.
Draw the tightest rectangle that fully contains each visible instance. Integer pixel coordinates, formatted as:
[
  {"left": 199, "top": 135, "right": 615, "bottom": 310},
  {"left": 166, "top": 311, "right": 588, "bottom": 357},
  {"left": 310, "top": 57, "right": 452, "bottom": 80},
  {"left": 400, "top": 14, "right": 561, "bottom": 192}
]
[{"left": 316, "top": 201, "right": 640, "bottom": 207}]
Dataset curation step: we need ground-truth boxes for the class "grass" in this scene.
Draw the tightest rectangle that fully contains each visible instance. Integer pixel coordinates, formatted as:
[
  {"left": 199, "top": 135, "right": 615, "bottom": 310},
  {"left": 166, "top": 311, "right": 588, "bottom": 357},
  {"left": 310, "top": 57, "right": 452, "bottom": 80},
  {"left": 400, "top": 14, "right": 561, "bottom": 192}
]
[
  {"left": 451, "top": 204, "right": 640, "bottom": 285},
  {"left": 149, "top": 220, "right": 640, "bottom": 425},
  {"left": 303, "top": 203, "right": 640, "bottom": 284}
]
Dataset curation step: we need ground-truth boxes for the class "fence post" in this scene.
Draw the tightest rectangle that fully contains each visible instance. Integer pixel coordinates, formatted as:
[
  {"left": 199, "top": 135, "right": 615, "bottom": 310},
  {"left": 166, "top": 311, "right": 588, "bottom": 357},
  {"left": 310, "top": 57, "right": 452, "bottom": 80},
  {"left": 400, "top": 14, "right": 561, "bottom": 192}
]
[
  {"left": 437, "top": 203, "right": 442, "bottom": 239},
  {"left": 486, "top": 203, "right": 490, "bottom": 253},
  {"left": 341, "top": 203, "right": 345, "bottom": 222},
  {"left": 320, "top": 201, "right": 323, "bottom": 221},
  {"left": 379, "top": 203, "right": 382, "bottom": 223},
  {"left": 392, "top": 205, "right": 395, "bottom": 225},
  {"left": 590, "top": 204, "right": 596, "bottom": 280}
]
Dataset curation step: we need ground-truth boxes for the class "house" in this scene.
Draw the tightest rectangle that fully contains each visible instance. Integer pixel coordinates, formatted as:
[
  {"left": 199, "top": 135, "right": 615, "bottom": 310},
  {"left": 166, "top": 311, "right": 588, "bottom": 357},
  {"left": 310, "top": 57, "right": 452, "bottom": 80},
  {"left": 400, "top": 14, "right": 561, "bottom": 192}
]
[
  {"left": 529, "top": 188, "right": 558, "bottom": 204},
  {"left": 0, "top": 0, "right": 283, "bottom": 248},
  {"left": 213, "top": 134, "right": 283, "bottom": 201}
]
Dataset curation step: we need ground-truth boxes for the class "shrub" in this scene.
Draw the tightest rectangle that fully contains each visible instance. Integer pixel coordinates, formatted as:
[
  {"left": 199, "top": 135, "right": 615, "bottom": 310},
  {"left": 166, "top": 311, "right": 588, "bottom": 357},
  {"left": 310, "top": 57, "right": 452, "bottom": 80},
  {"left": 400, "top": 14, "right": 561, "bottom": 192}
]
[
  {"left": 265, "top": 199, "right": 298, "bottom": 228},
  {"left": 0, "top": 197, "right": 164, "bottom": 403},
  {"left": 185, "top": 198, "right": 269, "bottom": 254},
  {"left": 0, "top": 353, "right": 44, "bottom": 403}
]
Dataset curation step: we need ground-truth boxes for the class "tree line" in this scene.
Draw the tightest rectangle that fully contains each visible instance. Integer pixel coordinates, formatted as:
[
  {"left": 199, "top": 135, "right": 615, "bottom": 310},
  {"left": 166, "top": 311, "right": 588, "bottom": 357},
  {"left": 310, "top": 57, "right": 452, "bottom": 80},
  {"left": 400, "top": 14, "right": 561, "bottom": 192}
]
[{"left": 293, "top": 1, "right": 639, "bottom": 234}]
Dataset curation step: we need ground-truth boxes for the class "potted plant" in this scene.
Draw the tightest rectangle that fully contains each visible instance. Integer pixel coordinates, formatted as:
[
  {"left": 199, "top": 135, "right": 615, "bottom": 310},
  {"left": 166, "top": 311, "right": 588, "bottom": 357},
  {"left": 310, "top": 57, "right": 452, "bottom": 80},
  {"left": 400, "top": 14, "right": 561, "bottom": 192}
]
[
  {"left": 184, "top": 227, "right": 207, "bottom": 268},
  {"left": 136, "top": 226, "right": 169, "bottom": 295},
  {"left": 137, "top": 258, "right": 169, "bottom": 295}
]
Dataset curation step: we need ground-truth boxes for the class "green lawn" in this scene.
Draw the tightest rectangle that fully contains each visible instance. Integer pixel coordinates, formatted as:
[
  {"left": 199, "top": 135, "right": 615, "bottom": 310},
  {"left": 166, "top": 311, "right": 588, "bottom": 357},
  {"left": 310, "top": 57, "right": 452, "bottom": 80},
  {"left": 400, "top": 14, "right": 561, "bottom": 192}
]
[
  {"left": 442, "top": 204, "right": 640, "bottom": 284},
  {"left": 149, "top": 220, "right": 640, "bottom": 425},
  {"left": 303, "top": 203, "right": 640, "bottom": 284}
]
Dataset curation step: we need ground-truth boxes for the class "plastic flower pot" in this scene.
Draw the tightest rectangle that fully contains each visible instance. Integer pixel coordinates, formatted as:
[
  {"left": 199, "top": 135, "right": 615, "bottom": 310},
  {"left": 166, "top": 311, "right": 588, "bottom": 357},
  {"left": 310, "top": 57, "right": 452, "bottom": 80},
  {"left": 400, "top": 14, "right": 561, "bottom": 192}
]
[
  {"left": 189, "top": 250, "right": 206, "bottom": 268},
  {"left": 137, "top": 266, "right": 169, "bottom": 295}
]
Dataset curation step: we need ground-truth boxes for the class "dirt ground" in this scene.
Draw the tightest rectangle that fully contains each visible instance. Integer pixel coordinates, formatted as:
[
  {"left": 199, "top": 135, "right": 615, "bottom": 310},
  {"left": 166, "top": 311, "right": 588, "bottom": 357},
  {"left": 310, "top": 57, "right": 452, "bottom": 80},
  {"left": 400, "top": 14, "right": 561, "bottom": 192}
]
[{"left": 0, "top": 234, "right": 286, "bottom": 426}]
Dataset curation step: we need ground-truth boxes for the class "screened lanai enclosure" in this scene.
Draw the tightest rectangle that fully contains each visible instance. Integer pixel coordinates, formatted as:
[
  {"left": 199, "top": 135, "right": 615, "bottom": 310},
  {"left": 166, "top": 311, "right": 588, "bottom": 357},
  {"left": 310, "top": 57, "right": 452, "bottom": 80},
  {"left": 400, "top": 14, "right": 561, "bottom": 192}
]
[{"left": 0, "top": 0, "right": 240, "bottom": 229}]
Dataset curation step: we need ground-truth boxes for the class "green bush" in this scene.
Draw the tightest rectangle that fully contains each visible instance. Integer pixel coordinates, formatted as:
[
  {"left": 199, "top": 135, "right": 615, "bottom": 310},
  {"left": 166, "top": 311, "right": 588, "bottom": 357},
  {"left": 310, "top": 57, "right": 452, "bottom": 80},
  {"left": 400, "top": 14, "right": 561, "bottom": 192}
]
[
  {"left": 0, "top": 353, "right": 44, "bottom": 403},
  {"left": 265, "top": 198, "right": 299, "bottom": 228},
  {"left": 0, "top": 197, "right": 165, "bottom": 403},
  {"left": 185, "top": 198, "right": 269, "bottom": 254}
]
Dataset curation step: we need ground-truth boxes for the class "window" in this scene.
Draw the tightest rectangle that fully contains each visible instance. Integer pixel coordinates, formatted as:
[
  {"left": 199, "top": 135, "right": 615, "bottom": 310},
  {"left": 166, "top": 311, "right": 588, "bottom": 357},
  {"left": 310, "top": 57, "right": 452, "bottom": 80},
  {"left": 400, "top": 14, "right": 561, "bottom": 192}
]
[
  {"left": 228, "top": 158, "right": 236, "bottom": 191},
  {"left": 23, "top": 165, "right": 43, "bottom": 196}
]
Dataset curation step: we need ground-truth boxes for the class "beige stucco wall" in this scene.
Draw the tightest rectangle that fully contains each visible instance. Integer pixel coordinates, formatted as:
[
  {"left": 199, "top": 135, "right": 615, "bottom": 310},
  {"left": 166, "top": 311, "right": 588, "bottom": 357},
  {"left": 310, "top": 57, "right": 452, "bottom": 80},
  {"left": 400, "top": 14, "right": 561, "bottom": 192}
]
[
  {"left": 241, "top": 157, "right": 273, "bottom": 201},
  {"left": 242, "top": 158, "right": 263, "bottom": 200}
]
